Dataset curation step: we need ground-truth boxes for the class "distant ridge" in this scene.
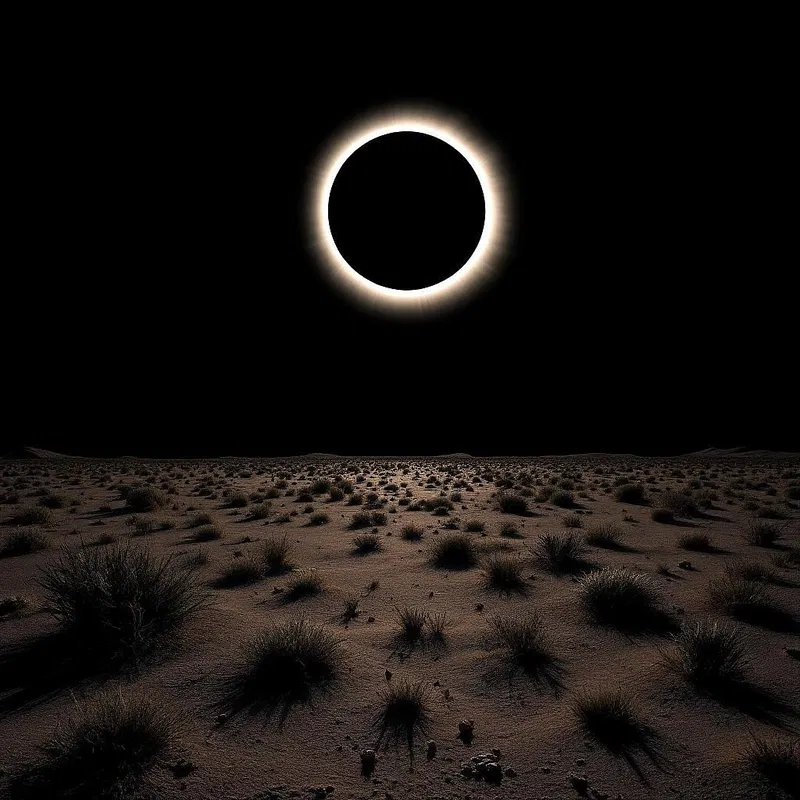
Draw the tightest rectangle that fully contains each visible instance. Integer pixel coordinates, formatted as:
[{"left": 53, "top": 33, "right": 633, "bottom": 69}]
[{"left": 1, "top": 446, "right": 79, "bottom": 459}]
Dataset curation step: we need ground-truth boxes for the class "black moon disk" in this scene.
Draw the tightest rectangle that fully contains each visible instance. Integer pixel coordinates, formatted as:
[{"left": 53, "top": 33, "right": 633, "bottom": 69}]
[{"left": 327, "top": 132, "right": 486, "bottom": 291}]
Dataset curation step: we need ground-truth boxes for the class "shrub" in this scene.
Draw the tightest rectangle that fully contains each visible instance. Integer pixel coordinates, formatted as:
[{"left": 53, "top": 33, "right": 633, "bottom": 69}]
[
  {"left": 651, "top": 507, "right": 674, "bottom": 523},
  {"left": 38, "top": 492, "right": 67, "bottom": 509},
  {"left": 428, "top": 533, "right": 478, "bottom": 569},
  {"left": 125, "top": 486, "right": 166, "bottom": 512},
  {"left": 679, "top": 532, "right": 714, "bottom": 552},
  {"left": 585, "top": 523, "right": 622, "bottom": 549},
  {"left": 533, "top": 532, "right": 587, "bottom": 573},
  {"left": 187, "top": 512, "right": 213, "bottom": 528},
  {"left": 1, "top": 527, "right": 49, "bottom": 558},
  {"left": 285, "top": 569, "right": 323, "bottom": 601},
  {"left": 744, "top": 519, "right": 785, "bottom": 547},
  {"left": 661, "top": 490, "right": 698, "bottom": 517},
  {"left": 746, "top": 735, "right": 800, "bottom": 794},
  {"left": 496, "top": 492, "right": 529, "bottom": 515},
  {"left": 485, "top": 613, "right": 554, "bottom": 675},
  {"left": 8, "top": 505, "right": 51, "bottom": 526},
  {"left": 571, "top": 686, "right": 648, "bottom": 750},
  {"left": 614, "top": 484, "right": 646, "bottom": 504},
  {"left": 400, "top": 523, "right": 424, "bottom": 541},
  {"left": 342, "top": 595, "right": 360, "bottom": 622},
  {"left": 38, "top": 543, "right": 207, "bottom": 661},
  {"left": 191, "top": 523, "right": 223, "bottom": 542},
  {"left": 551, "top": 490, "right": 574, "bottom": 508},
  {"left": 217, "top": 557, "right": 263, "bottom": 587},
  {"left": 578, "top": 568, "right": 668, "bottom": 630},
  {"left": 464, "top": 519, "right": 485, "bottom": 533},
  {"left": 309, "top": 512, "right": 329, "bottom": 526},
  {"left": 563, "top": 513, "right": 582, "bottom": 529},
  {"left": 236, "top": 618, "right": 342, "bottom": 706},
  {"left": 347, "top": 493, "right": 364, "bottom": 506},
  {"left": 352, "top": 533, "right": 382, "bottom": 554},
  {"left": 482, "top": 553, "right": 526, "bottom": 594},
  {"left": 373, "top": 679, "right": 430, "bottom": 756},
  {"left": 708, "top": 573, "right": 775, "bottom": 622},
  {"left": 30, "top": 689, "right": 178, "bottom": 798},
  {"left": 724, "top": 559, "right": 777, "bottom": 583},
  {"left": 248, "top": 502, "right": 271, "bottom": 520},
  {"left": 500, "top": 522, "right": 523, "bottom": 538},
  {"left": 662, "top": 619, "right": 749, "bottom": 685},
  {"left": 350, "top": 511, "right": 386, "bottom": 529},
  {"left": 394, "top": 606, "right": 426, "bottom": 643},
  {"left": 329, "top": 487, "right": 345, "bottom": 502}
]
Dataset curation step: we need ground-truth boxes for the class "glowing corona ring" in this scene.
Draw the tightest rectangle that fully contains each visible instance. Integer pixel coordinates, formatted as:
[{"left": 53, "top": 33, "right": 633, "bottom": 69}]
[{"left": 308, "top": 105, "right": 511, "bottom": 317}]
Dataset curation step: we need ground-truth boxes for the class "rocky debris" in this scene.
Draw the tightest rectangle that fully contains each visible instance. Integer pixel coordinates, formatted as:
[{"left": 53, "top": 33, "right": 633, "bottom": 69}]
[
  {"left": 459, "top": 752, "right": 512, "bottom": 784},
  {"left": 426, "top": 740, "right": 437, "bottom": 760},
  {"left": 457, "top": 719, "right": 475, "bottom": 743},
  {"left": 678, "top": 560, "right": 692, "bottom": 570}
]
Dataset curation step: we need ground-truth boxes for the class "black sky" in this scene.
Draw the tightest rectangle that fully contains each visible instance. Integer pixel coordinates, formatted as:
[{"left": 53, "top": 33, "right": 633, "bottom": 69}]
[{"left": 6, "top": 18, "right": 795, "bottom": 457}]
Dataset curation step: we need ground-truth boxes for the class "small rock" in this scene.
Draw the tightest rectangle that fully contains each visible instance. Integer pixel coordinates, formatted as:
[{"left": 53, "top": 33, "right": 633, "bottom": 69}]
[
  {"left": 576, "top": 758, "right": 585, "bottom": 766},
  {"left": 367, "top": 616, "right": 376, "bottom": 623},
  {"left": 483, "top": 762, "right": 503, "bottom": 783},
  {"left": 461, "top": 764, "right": 475, "bottom": 777},
  {"left": 325, "top": 787, "right": 335, "bottom": 795},
  {"left": 426, "top": 740, "right": 437, "bottom": 759},
  {"left": 433, "top": 680, "right": 441, "bottom": 687},
  {"left": 216, "top": 713, "right": 228, "bottom": 725},
  {"left": 540, "top": 766, "right": 551, "bottom": 774},
  {"left": 444, "top": 688, "right": 451, "bottom": 700},
  {"left": 271, "top": 586, "right": 284, "bottom": 594},
  {"left": 504, "top": 767, "right": 517, "bottom": 778},
  {"left": 385, "top": 669, "right": 392, "bottom": 681},
  {"left": 678, "top": 560, "right": 692, "bottom": 570},
  {"left": 429, "top": 591, "right": 434, "bottom": 598},
  {"left": 475, "top": 603, "right": 484, "bottom": 611}
]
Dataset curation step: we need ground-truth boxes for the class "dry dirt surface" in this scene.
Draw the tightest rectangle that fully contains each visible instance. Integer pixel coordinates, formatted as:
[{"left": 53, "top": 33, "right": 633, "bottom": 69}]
[{"left": 0, "top": 455, "right": 798, "bottom": 799}]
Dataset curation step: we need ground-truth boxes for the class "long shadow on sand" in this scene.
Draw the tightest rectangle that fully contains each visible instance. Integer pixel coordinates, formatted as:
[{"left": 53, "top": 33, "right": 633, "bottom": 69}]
[{"left": 0, "top": 631, "right": 116, "bottom": 717}]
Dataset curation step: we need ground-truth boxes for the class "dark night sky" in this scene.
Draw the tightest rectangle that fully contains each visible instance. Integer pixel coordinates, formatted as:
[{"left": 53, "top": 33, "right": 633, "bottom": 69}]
[{"left": 6, "top": 17, "right": 795, "bottom": 457}]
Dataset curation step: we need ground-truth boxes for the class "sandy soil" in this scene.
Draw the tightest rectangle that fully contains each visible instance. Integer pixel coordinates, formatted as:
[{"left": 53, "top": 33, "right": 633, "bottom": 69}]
[{"left": 0, "top": 455, "right": 798, "bottom": 799}]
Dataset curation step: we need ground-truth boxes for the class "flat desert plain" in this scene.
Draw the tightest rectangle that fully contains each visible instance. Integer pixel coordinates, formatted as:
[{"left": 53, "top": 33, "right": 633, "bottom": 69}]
[{"left": 0, "top": 455, "right": 798, "bottom": 799}]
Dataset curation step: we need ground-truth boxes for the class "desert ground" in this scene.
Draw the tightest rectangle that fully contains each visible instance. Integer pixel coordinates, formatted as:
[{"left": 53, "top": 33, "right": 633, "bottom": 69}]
[{"left": 0, "top": 454, "right": 798, "bottom": 799}]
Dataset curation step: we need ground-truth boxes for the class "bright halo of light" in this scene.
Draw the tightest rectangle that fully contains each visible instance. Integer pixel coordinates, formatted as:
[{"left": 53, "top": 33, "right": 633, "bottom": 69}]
[{"left": 307, "top": 104, "right": 511, "bottom": 318}]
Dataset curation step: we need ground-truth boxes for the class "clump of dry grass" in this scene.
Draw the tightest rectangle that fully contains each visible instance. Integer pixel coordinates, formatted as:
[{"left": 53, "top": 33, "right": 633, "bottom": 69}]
[
  {"left": 579, "top": 568, "right": 670, "bottom": 631},
  {"left": 39, "top": 543, "right": 208, "bottom": 663},
  {"left": 745, "top": 735, "right": 799, "bottom": 796},
  {"left": 533, "top": 532, "right": 587, "bottom": 573},
  {"left": 482, "top": 553, "right": 526, "bottom": 594},
  {"left": 262, "top": 534, "right": 294, "bottom": 574},
  {"left": 571, "top": 686, "right": 650, "bottom": 752},
  {"left": 0, "top": 527, "right": 49, "bottom": 558},
  {"left": 662, "top": 619, "right": 749, "bottom": 685},
  {"left": 428, "top": 532, "right": 478, "bottom": 569},
  {"left": 373, "top": 678, "right": 431, "bottom": 760},
  {"left": 18, "top": 689, "right": 180, "bottom": 798}
]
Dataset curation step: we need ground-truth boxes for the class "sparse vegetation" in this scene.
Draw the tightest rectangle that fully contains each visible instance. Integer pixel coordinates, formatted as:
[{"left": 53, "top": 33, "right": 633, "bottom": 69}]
[
  {"left": 533, "top": 532, "right": 587, "bottom": 573},
  {"left": 352, "top": 532, "right": 381, "bottom": 554},
  {"left": 482, "top": 553, "right": 526, "bottom": 594},
  {"left": 585, "top": 523, "right": 622, "bottom": 549},
  {"left": 614, "top": 483, "right": 646, "bottom": 504},
  {"left": 663, "top": 618, "right": 749, "bottom": 686},
  {"left": 400, "top": 523, "right": 424, "bottom": 540},
  {"left": 373, "top": 678, "right": 431, "bottom": 758},
  {"left": 579, "top": 568, "right": 669, "bottom": 630},
  {"left": 285, "top": 569, "right": 323, "bottom": 601},
  {"left": 428, "top": 532, "right": 478, "bottom": 569},
  {"left": 38, "top": 543, "right": 207, "bottom": 662},
  {"left": 1, "top": 527, "right": 49, "bottom": 557}
]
